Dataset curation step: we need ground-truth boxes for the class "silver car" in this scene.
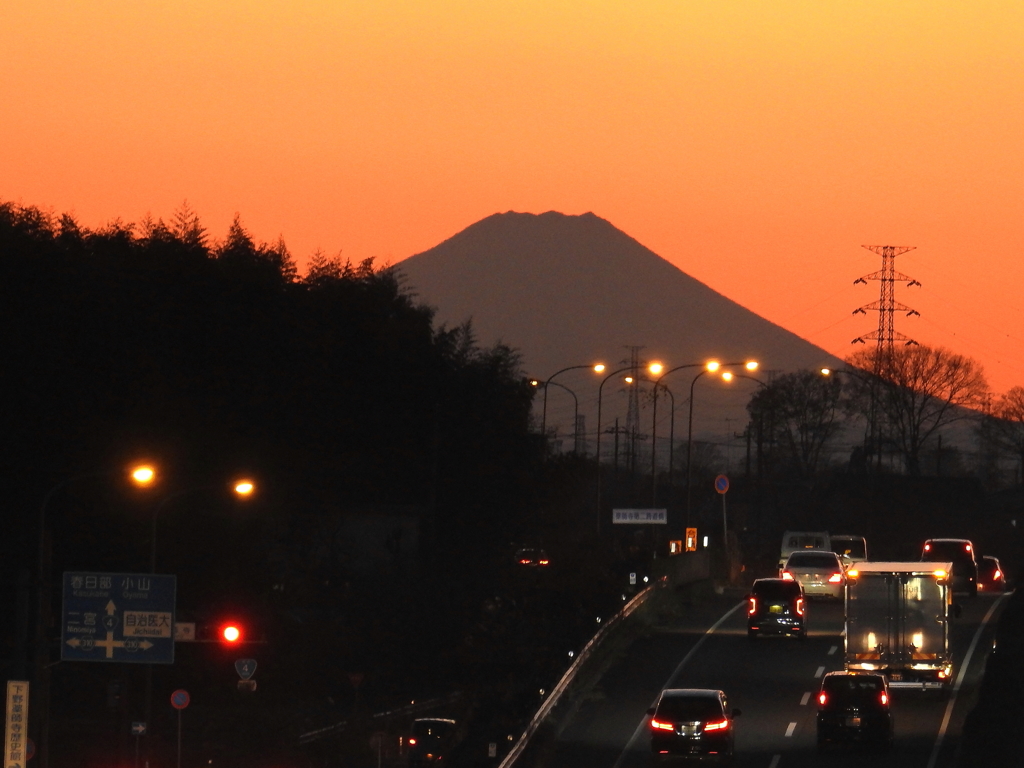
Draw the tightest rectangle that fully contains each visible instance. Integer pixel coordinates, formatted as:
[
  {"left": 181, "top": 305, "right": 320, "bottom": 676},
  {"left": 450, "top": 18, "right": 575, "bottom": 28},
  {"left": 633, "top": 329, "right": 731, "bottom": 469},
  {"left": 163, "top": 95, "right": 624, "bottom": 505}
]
[{"left": 781, "top": 550, "right": 846, "bottom": 600}]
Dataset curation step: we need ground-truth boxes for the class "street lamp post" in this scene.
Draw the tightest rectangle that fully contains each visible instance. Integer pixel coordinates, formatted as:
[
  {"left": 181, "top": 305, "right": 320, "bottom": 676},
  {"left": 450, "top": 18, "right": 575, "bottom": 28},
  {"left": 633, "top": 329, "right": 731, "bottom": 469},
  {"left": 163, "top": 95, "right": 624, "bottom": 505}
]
[
  {"left": 684, "top": 362, "right": 759, "bottom": 528},
  {"left": 649, "top": 380, "right": 675, "bottom": 507},
  {"left": 35, "top": 464, "right": 157, "bottom": 768},
  {"left": 531, "top": 379, "right": 581, "bottom": 453},
  {"left": 821, "top": 367, "right": 877, "bottom": 471},
  {"left": 539, "top": 363, "right": 606, "bottom": 440},
  {"left": 595, "top": 365, "right": 642, "bottom": 535}
]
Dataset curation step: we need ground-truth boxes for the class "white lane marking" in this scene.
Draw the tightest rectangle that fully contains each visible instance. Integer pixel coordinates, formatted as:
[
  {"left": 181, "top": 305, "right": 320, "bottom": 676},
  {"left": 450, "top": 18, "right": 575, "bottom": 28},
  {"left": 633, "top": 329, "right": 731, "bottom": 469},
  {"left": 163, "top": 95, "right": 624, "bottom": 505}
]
[
  {"left": 785, "top": 722, "right": 797, "bottom": 737},
  {"left": 814, "top": 666, "right": 825, "bottom": 678},
  {"left": 828, "top": 645, "right": 837, "bottom": 655},
  {"left": 926, "top": 593, "right": 1009, "bottom": 768},
  {"left": 768, "top": 755, "right": 781, "bottom": 768},
  {"left": 800, "top": 692, "right": 811, "bottom": 706},
  {"left": 613, "top": 601, "right": 746, "bottom": 768}
]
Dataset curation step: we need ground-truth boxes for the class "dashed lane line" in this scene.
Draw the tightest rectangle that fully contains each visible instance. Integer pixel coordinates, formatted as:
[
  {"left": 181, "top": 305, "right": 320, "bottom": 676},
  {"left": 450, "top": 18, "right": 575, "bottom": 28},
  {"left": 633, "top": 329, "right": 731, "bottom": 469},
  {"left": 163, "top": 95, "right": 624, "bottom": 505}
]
[
  {"left": 768, "top": 755, "right": 781, "bottom": 768},
  {"left": 785, "top": 722, "right": 797, "bottom": 737},
  {"left": 800, "top": 692, "right": 810, "bottom": 706},
  {"left": 613, "top": 601, "right": 746, "bottom": 768},
  {"left": 814, "top": 666, "right": 825, "bottom": 678},
  {"left": 828, "top": 645, "right": 837, "bottom": 655}
]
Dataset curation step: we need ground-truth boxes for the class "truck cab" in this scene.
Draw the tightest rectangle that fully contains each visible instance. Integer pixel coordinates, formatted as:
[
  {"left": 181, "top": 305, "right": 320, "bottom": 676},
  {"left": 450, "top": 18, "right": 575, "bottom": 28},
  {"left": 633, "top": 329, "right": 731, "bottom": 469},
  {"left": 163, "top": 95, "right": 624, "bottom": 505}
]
[{"left": 779, "top": 531, "right": 831, "bottom": 569}]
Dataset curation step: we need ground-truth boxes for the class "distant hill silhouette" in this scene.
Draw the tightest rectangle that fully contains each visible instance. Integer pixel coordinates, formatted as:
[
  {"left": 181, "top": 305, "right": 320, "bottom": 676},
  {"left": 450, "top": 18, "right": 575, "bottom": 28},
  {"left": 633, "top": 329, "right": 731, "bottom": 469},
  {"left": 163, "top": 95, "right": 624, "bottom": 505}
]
[{"left": 398, "top": 211, "right": 841, "bottom": 454}]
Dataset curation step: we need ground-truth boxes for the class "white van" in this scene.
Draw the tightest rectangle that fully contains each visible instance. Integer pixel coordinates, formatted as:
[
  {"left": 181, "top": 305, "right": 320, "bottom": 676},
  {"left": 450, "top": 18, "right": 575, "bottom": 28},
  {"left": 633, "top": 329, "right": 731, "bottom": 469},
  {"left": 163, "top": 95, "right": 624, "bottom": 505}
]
[{"left": 779, "top": 531, "right": 831, "bottom": 569}]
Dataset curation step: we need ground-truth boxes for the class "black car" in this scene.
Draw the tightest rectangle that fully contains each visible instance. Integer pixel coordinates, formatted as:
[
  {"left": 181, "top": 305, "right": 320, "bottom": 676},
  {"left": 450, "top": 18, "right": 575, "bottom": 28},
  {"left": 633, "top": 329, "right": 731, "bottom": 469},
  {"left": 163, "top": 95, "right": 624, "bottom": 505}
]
[
  {"left": 407, "top": 718, "right": 457, "bottom": 766},
  {"left": 978, "top": 555, "right": 1007, "bottom": 592},
  {"left": 816, "top": 672, "right": 892, "bottom": 751},
  {"left": 921, "top": 538, "right": 978, "bottom": 597},
  {"left": 648, "top": 688, "right": 740, "bottom": 763},
  {"left": 746, "top": 578, "right": 806, "bottom": 640}
]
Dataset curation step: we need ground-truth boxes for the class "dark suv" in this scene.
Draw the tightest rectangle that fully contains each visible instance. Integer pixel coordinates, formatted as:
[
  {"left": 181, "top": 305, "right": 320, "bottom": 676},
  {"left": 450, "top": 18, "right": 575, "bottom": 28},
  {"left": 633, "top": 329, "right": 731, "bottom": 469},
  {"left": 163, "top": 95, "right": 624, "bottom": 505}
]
[
  {"left": 648, "top": 688, "right": 740, "bottom": 763},
  {"left": 747, "top": 578, "right": 806, "bottom": 640},
  {"left": 921, "top": 538, "right": 978, "bottom": 597},
  {"left": 407, "top": 718, "right": 457, "bottom": 766},
  {"left": 816, "top": 672, "right": 892, "bottom": 751}
]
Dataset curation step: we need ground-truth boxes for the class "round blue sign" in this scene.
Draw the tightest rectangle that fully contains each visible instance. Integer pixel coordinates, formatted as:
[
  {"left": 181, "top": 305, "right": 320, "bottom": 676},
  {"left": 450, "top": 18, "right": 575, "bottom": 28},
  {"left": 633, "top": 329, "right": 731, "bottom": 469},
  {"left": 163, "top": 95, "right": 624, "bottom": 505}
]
[
  {"left": 170, "top": 689, "right": 190, "bottom": 709},
  {"left": 714, "top": 474, "right": 729, "bottom": 494}
]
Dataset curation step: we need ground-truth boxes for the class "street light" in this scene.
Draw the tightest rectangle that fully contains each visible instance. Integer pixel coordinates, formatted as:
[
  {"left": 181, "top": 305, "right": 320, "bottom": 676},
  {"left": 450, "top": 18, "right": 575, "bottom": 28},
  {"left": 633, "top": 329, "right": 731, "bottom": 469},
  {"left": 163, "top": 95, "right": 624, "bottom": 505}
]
[
  {"left": 35, "top": 462, "right": 158, "bottom": 768},
  {"left": 821, "top": 366, "right": 878, "bottom": 471},
  {"left": 531, "top": 379, "right": 581, "bottom": 453},
  {"left": 684, "top": 361, "right": 760, "bottom": 527},
  {"left": 539, "top": 363, "right": 606, "bottom": 440},
  {"left": 596, "top": 362, "right": 663, "bottom": 534}
]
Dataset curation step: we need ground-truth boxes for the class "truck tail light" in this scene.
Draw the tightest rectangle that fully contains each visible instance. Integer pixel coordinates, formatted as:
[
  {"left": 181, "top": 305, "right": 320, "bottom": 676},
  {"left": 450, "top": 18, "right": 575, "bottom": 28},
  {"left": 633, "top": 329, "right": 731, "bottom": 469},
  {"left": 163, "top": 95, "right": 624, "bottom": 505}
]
[
  {"left": 748, "top": 597, "right": 757, "bottom": 615},
  {"left": 818, "top": 692, "right": 827, "bottom": 706},
  {"left": 880, "top": 692, "right": 889, "bottom": 706}
]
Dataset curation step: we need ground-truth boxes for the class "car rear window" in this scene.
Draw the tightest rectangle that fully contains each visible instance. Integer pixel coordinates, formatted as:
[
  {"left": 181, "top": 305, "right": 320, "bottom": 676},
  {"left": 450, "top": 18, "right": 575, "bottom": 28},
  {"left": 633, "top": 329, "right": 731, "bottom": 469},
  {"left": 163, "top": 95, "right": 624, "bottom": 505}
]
[
  {"left": 787, "top": 553, "right": 841, "bottom": 569},
  {"left": 752, "top": 580, "right": 800, "bottom": 599},
  {"left": 831, "top": 538, "right": 866, "bottom": 559},
  {"left": 823, "top": 675, "right": 883, "bottom": 702},
  {"left": 922, "top": 541, "right": 974, "bottom": 562},
  {"left": 655, "top": 696, "right": 723, "bottom": 721},
  {"left": 788, "top": 535, "right": 827, "bottom": 549}
]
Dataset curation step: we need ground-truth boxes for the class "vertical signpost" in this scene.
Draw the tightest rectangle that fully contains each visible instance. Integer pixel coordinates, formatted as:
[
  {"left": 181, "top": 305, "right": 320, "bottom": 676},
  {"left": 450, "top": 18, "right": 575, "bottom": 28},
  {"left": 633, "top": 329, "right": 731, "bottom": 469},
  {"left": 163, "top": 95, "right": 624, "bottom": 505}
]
[
  {"left": 714, "top": 475, "right": 730, "bottom": 579},
  {"left": 4, "top": 681, "right": 29, "bottom": 768},
  {"left": 170, "top": 690, "right": 189, "bottom": 768}
]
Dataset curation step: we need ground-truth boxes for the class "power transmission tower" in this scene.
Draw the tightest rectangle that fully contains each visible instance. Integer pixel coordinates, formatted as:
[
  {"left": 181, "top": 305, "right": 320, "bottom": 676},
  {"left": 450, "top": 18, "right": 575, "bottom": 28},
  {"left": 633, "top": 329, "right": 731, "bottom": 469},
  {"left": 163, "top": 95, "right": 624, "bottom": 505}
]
[{"left": 851, "top": 244, "right": 921, "bottom": 359}]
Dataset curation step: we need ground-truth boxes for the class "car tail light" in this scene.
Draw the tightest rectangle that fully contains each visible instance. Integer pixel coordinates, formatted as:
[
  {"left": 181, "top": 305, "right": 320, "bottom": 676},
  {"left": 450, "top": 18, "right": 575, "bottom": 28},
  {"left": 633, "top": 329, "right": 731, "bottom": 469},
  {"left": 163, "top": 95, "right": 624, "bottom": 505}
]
[
  {"left": 924, "top": 543, "right": 931, "bottom": 552},
  {"left": 818, "top": 692, "right": 827, "bottom": 706},
  {"left": 965, "top": 543, "right": 972, "bottom": 552},
  {"left": 748, "top": 597, "right": 757, "bottom": 615},
  {"left": 539, "top": 559, "right": 550, "bottom": 565},
  {"left": 650, "top": 718, "right": 675, "bottom": 731},
  {"left": 880, "top": 692, "right": 889, "bottom": 706},
  {"left": 828, "top": 573, "right": 843, "bottom": 584},
  {"left": 703, "top": 719, "right": 730, "bottom": 732},
  {"left": 994, "top": 570, "right": 1002, "bottom": 579},
  {"left": 782, "top": 571, "right": 794, "bottom": 581},
  {"left": 409, "top": 738, "right": 418, "bottom": 746},
  {"left": 796, "top": 597, "right": 805, "bottom": 616}
]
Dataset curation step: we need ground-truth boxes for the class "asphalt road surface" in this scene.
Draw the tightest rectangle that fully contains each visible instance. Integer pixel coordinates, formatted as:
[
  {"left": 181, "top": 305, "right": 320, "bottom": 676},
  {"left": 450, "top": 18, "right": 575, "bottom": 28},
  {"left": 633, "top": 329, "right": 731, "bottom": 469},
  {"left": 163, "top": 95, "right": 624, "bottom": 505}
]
[{"left": 544, "top": 589, "right": 1009, "bottom": 768}]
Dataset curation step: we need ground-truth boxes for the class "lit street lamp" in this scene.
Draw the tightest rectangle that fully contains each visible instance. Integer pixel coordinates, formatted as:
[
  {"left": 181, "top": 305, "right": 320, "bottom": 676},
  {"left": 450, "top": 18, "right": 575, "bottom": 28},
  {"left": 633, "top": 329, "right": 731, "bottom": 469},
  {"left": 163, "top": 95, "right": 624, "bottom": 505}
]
[
  {"left": 35, "top": 462, "right": 158, "bottom": 768},
  {"left": 531, "top": 379, "right": 581, "bottom": 453},
  {"left": 685, "top": 361, "right": 759, "bottom": 527}
]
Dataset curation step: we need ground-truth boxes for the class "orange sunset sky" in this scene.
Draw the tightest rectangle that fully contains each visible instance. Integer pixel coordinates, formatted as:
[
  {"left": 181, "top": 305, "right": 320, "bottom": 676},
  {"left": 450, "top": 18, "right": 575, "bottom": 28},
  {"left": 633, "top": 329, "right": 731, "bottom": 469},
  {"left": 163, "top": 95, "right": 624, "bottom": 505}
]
[{"left": 2, "top": 2, "right": 1021, "bottom": 395}]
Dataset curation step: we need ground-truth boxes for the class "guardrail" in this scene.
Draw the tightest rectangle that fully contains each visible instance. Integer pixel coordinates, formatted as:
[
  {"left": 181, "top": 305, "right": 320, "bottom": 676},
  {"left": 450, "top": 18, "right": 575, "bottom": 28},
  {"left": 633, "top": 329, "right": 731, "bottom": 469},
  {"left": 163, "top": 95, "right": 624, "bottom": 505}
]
[{"left": 497, "top": 584, "right": 656, "bottom": 767}]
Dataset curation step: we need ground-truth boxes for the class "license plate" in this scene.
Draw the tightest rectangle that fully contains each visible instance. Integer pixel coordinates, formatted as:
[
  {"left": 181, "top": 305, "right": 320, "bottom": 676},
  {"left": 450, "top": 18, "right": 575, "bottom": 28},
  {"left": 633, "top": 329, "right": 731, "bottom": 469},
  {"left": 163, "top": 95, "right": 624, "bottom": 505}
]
[
  {"left": 890, "top": 673, "right": 903, "bottom": 681},
  {"left": 769, "top": 605, "right": 783, "bottom": 614},
  {"left": 846, "top": 717, "right": 861, "bottom": 727}
]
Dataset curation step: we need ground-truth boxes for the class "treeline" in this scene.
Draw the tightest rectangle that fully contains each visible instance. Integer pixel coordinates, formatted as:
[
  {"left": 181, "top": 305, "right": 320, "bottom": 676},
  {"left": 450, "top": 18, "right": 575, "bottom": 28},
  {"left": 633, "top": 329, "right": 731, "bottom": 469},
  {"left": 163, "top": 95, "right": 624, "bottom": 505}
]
[{"left": 0, "top": 200, "right": 550, "bottom": 764}]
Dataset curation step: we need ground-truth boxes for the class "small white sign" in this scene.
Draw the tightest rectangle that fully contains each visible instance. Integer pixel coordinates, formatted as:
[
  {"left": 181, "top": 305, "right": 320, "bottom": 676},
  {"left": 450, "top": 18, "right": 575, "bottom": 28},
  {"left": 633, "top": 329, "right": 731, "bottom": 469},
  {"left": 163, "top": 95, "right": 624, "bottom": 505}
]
[
  {"left": 173, "top": 622, "right": 196, "bottom": 642},
  {"left": 612, "top": 509, "right": 667, "bottom": 525},
  {"left": 5, "top": 680, "right": 29, "bottom": 768}
]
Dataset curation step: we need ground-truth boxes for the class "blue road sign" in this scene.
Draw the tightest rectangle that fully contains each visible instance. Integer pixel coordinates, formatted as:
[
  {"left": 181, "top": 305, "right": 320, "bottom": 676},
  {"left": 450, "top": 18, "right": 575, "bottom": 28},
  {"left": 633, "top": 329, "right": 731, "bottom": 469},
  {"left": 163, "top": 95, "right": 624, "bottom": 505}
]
[
  {"left": 61, "top": 572, "right": 176, "bottom": 664},
  {"left": 235, "top": 659, "right": 257, "bottom": 680}
]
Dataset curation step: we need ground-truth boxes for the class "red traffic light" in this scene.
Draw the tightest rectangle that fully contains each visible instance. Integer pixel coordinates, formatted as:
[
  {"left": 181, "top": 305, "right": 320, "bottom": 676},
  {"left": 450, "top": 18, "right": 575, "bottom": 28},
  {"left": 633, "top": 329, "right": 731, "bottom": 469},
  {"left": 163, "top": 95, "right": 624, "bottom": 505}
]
[{"left": 220, "top": 624, "right": 242, "bottom": 644}]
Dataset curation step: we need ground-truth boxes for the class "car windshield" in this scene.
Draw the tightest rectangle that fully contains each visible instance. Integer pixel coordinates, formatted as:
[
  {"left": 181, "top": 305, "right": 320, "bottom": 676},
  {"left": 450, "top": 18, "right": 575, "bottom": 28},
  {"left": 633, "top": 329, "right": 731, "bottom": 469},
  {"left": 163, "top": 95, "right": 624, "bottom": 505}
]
[
  {"left": 823, "top": 675, "right": 883, "bottom": 703},
  {"left": 787, "top": 553, "right": 840, "bottom": 569},
  {"left": 753, "top": 581, "right": 800, "bottom": 599},
  {"left": 922, "top": 541, "right": 973, "bottom": 562},
  {"left": 656, "top": 695, "right": 723, "bottom": 721}
]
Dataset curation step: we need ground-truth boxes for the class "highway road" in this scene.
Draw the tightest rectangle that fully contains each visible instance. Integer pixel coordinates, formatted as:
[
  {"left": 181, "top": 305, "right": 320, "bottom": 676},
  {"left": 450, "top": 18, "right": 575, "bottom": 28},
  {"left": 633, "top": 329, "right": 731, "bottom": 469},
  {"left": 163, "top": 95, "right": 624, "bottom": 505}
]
[{"left": 542, "top": 589, "right": 1009, "bottom": 768}]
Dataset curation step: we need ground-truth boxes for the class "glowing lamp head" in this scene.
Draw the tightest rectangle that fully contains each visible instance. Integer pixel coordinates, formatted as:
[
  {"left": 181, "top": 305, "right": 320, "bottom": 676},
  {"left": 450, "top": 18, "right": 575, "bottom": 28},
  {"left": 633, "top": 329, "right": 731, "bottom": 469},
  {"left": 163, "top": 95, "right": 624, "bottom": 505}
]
[
  {"left": 131, "top": 465, "right": 156, "bottom": 487},
  {"left": 721, "top": 371, "right": 734, "bottom": 382},
  {"left": 745, "top": 361, "right": 759, "bottom": 371},
  {"left": 648, "top": 362, "right": 664, "bottom": 375},
  {"left": 234, "top": 480, "right": 255, "bottom": 497},
  {"left": 624, "top": 376, "right": 634, "bottom": 384},
  {"left": 593, "top": 364, "right": 606, "bottom": 373},
  {"left": 529, "top": 379, "right": 540, "bottom": 387},
  {"left": 705, "top": 361, "right": 721, "bottom": 372}
]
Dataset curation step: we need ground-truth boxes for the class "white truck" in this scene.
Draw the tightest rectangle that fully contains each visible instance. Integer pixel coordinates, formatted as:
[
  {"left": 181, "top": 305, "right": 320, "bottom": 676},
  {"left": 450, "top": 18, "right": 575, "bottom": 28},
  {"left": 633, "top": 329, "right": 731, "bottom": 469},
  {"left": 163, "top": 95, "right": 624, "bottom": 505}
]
[{"left": 844, "top": 561, "right": 955, "bottom": 689}]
